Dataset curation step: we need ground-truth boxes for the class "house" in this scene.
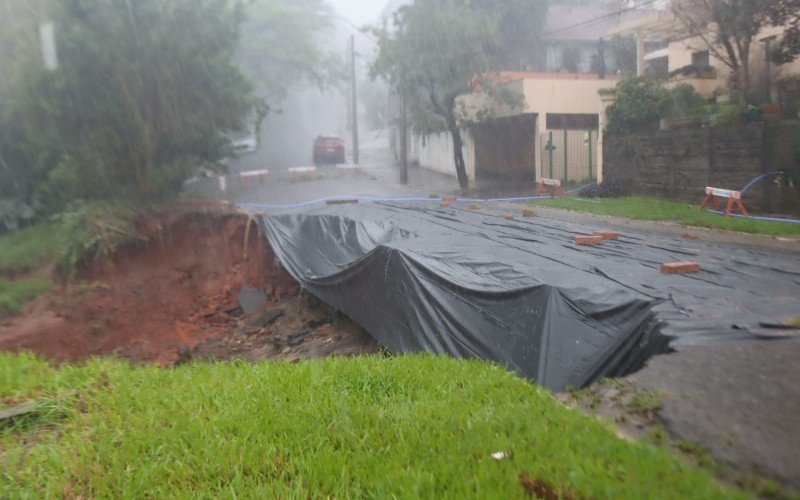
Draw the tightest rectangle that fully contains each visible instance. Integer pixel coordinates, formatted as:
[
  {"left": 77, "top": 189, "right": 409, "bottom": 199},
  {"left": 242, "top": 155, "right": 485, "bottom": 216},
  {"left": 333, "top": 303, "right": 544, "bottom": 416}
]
[
  {"left": 411, "top": 72, "right": 617, "bottom": 185},
  {"left": 607, "top": 9, "right": 800, "bottom": 100},
  {"left": 542, "top": 3, "right": 660, "bottom": 74},
  {"left": 409, "top": 4, "right": 659, "bottom": 185}
]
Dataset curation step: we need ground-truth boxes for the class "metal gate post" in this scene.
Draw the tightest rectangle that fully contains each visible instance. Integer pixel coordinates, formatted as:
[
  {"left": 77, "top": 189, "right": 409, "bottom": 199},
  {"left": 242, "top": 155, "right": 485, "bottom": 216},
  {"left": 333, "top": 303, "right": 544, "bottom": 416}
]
[
  {"left": 563, "top": 129, "right": 568, "bottom": 184},
  {"left": 588, "top": 129, "right": 593, "bottom": 182}
]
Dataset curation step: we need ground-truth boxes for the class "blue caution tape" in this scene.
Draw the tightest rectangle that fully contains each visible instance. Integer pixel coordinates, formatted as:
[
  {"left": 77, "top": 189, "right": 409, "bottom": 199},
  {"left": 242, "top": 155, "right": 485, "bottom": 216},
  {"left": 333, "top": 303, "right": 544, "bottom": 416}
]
[{"left": 707, "top": 210, "right": 800, "bottom": 225}]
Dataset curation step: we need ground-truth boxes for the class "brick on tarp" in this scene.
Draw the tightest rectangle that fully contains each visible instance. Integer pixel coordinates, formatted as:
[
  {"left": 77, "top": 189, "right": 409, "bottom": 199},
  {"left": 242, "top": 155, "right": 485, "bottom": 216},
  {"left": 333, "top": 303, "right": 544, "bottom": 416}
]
[
  {"left": 468, "top": 204, "right": 481, "bottom": 211},
  {"left": 594, "top": 230, "right": 619, "bottom": 240},
  {"left": 501, "top": 213, "right": 515, "bottom": 220},
  {"left": 575, "top": 236, "right": 604, "bottom": 246},
  {"left": 522, "top": 209, "right": 537, "bottom": 218},
  {"left": 440, "top": 202, "right": 452, "bottom": 208},
  {"left": 661, "top": 261, "right": 701, "bottom": 274}
]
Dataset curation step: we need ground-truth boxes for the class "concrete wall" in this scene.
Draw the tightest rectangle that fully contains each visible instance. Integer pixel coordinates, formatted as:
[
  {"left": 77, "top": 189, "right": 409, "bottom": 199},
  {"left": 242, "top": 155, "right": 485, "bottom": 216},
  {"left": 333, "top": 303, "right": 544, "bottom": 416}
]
[
  {"left": 411, "top": 130, "right": 475, "bottom": 181},
  {"left": 522, "top": 77, "right": 615, "bottom": 116},
  {"left": 603, "top": 123, "right": 800, "bottom": 212}
]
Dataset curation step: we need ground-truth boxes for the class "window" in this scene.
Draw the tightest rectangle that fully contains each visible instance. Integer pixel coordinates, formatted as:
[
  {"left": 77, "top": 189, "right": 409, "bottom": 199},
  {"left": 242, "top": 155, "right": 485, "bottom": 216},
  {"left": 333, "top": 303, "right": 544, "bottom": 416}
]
[{"left": 692, "top": 50, "right": 710, "bottom": 68}]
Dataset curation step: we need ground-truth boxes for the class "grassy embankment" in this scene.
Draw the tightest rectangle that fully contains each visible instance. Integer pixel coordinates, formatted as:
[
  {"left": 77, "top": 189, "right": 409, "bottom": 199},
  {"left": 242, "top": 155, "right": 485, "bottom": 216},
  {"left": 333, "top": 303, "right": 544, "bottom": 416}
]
[
  {"left": 0, "top": 224, "right": 60, "bottom": 317},
  {"left": 0, "top": 353, "right": 740, "bottom": 498},
  {"left": 531, "top": 196, "right": 800, "bottom": 238}
]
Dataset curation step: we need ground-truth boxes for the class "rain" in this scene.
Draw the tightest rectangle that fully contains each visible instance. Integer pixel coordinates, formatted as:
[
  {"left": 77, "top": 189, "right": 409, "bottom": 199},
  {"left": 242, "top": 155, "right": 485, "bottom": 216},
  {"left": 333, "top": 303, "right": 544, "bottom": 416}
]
[{"left": 1, "top": 0, "right": 800, "bottom": 496}]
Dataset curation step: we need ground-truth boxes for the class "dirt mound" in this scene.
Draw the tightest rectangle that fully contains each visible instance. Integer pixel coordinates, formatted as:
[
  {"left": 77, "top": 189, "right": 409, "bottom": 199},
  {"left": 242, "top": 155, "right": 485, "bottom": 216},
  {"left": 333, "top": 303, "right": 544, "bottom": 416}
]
[{"left": 0, "top": 204, "right": 377, "bottom": 365}]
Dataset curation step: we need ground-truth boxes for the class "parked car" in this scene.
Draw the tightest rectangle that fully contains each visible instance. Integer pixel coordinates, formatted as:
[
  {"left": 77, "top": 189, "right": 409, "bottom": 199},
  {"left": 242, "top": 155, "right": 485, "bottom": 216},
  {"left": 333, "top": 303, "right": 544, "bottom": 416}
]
[
  {"left": 231, "top": 136, "right": 258, "bottom": 154},
  {"left": 313, "top": 135, "right": 346, "bottom": 164}
]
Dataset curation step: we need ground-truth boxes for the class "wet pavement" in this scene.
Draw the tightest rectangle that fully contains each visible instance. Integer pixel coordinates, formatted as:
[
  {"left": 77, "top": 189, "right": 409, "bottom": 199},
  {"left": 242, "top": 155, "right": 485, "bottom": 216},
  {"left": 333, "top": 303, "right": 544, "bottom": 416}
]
[{"left": 185, "top": 129, "right": 464, "bottom": 205}]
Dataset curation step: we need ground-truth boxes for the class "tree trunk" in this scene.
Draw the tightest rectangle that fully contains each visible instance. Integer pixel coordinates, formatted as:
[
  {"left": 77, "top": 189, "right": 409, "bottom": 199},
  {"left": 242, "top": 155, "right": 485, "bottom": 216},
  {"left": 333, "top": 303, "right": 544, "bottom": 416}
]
[
  {"left": 446, "top": 115, "right": 469, "bottom": 191},
  {"left": 739, "top": 55, "right": 751, "bottom": 110}
]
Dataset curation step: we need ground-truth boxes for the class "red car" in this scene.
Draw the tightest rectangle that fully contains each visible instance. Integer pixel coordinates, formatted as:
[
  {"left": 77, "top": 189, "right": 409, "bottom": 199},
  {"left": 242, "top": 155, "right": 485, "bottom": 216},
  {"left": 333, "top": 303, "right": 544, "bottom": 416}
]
[{"left": 313, "top": 136, "right": 346, "bottom": 165}]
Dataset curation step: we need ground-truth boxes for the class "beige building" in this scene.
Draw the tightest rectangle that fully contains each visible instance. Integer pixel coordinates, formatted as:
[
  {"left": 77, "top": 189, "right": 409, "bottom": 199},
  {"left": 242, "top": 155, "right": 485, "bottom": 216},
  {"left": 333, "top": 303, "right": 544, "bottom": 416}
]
[
  {"left": 609, "top": 11, "right": 800, "bottom": 100},
  {"left": 412, "top": 73, "right": 616, "bottom": 185}
]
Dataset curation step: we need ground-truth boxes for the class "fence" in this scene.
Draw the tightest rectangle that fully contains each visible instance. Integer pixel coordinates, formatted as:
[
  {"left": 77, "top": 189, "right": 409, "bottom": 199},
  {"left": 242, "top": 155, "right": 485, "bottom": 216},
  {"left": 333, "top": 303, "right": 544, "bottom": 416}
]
[{"left": 539, "top": 129, "right": 598, "bottom": 183}]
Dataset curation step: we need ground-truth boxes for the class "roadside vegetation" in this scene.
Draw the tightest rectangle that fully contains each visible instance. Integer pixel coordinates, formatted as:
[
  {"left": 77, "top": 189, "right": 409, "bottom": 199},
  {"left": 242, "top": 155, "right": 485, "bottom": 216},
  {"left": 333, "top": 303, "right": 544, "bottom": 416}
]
[
  {"left": 0, "top": 224, "right": 61, "bottom": 318},
  {"left": 0, "top": 223, "right": 60, "bottom": 277},
  {"left": 532, "top": 196, "right": 800, "bottom": 238},
  {"left": 0, "top": 279, "right": 51, "bottom": 318},
  {"left": 0, "top": 353, "right": 738, "bottom": 498}
]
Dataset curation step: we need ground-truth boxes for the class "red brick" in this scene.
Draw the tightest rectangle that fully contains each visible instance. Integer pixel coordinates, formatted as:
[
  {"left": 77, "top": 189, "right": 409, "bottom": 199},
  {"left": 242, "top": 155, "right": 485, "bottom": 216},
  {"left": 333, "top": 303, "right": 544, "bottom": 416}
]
[
  {"left": 522, "top": 209, "right": 537, "bottom": 218},
  {"left": 575, "top": 236, "right": 604, "bottom": 246},
  {"left": 501, "top": 213, "right": 515, "bottom": 220},
  {"left": 468, "top": 204, "right": 481, "bottom": 211},
  {"left": 661, "top": 262, "right": 701, "bottom": 274},
  {"left": 439, "top": 202, "right": 452, "bottom": 209},
  {"left": 594, "top": 230, "right": 619, "bottom": 240}
]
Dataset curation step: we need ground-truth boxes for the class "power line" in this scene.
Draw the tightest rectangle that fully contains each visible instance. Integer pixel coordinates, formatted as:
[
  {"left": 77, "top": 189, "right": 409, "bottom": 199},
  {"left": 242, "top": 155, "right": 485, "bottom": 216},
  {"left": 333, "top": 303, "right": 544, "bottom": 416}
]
[
  {"left": 331, "top": 13, "right": 378, "bottom": 45},
  {"left": 541, "top": 0, "right": 661, "bottom": 38}
]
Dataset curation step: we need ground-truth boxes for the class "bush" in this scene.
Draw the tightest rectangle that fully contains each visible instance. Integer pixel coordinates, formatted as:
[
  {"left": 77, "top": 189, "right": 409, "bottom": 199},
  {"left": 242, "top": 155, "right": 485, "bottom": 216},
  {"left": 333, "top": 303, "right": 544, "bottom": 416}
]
[
  {"left": 51, "top": 202, "right": 134, "bottom": 279},
  {"left": 0, "top": 198, "right": 37, "bottom": 233},
  {"left": 605, "top": 78, "right": 707, "bottom": 135}
]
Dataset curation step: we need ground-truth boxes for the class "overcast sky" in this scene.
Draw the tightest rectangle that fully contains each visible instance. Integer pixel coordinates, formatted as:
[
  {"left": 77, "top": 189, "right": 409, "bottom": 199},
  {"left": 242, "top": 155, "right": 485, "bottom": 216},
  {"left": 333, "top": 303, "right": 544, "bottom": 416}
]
[{"left": 329, "top": 0, "right": 388, "bottom": 27}]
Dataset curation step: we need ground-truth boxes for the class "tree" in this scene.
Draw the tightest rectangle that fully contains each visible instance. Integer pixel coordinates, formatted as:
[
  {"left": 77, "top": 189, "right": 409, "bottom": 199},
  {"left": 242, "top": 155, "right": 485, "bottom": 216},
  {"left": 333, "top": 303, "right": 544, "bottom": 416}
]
[
  {"left": 671, "top": 0, "right": 777, "bottom": 109},
  {"left": 767, "top": 0, "right": 800, "bottom": 64},
  {"left": 605, "top": 78, "right": 705, "bottom": 135},
  {"left": 238, "top": 0, "right": 341, "bottom": 103},
  {"left": 370, "top": 0, "right": 546, "bottom": 190}
]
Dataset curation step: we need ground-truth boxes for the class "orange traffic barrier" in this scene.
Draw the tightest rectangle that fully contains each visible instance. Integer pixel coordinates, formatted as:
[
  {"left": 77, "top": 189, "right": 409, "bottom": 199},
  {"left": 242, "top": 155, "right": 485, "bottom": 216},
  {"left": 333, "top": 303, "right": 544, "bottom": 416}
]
[
  {"left": 535, "top": 178, "right": 564, "bottom": 198},
  {"left": 700, "top": 187, "right": 749, "bottom": 218}
]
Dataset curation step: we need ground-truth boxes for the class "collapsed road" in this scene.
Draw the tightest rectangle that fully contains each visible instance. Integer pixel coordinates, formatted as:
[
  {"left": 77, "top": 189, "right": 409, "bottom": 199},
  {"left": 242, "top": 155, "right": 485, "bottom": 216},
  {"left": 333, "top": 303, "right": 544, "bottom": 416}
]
[{"left": 251, "top": 200, "right": 800, "bottom": 392}]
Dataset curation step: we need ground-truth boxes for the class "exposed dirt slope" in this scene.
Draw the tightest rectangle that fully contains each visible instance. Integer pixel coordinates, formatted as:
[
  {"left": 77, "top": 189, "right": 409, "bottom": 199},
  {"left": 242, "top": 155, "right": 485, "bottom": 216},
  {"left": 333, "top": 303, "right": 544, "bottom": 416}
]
[{"left": 0, "top": 204, "right": 377, "bottom": 365}]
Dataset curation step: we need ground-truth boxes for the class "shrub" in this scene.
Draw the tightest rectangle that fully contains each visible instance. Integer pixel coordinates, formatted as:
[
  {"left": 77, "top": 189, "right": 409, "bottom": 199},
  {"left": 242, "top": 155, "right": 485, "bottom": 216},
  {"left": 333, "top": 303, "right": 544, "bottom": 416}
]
[
  {"left": 605, "top": 78, "right": 707, "bottom": 135},
  {"left": 51, "top": 202, "right": 133, "bottom": 279}
]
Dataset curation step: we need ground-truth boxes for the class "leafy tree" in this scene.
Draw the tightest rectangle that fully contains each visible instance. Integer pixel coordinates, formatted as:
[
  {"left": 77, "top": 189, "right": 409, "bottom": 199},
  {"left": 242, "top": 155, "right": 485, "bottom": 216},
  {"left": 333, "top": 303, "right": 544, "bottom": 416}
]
[
  {"left": 238, "top": 0, "right": 341, "bottom": 102},
  {"left": 370, "top": 0, "right": 546, "bottom": 190},
  {"left": 605, "top": 78, "right": 706, "bottom": 135},
  {"left": 561, "top": 42, "right": 583, "bottom": 73},
  {"left": 767, "top": 0, "right": 800, "bottom": 64},
  {"left": 591, "top": 36, "right": 638, "bottom": 76},
  {"left": 609, "top": 35, "right": 638, "bottom": 75},
  {"left": 1, "top": 0, "right": 336, "bottom": 216},
  {"left": 671, "top": 0, "right": 781, "bottom": 109}
]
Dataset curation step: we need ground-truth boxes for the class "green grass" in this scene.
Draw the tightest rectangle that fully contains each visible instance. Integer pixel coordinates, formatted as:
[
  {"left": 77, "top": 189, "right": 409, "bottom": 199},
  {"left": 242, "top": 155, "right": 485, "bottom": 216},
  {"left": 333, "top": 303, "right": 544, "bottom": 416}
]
[
  {"left": 531, "top": 196, "right": 800, "bottom": 238},
  {"left": 0, "top": 279, "right": 51, "bottom": 318},
  {"left": 0, "top": 223, "right": 61, "bottom": 276},
  {"left": 0, "top": 354, "right": 738, "bottom": 498}
]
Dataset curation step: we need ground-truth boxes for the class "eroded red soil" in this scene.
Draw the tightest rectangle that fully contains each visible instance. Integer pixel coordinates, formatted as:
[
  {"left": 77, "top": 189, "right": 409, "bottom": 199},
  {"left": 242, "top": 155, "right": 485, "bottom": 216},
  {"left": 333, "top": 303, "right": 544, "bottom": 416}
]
[{"left": 0, "top": 204, "right": 372, "bottom": 365}]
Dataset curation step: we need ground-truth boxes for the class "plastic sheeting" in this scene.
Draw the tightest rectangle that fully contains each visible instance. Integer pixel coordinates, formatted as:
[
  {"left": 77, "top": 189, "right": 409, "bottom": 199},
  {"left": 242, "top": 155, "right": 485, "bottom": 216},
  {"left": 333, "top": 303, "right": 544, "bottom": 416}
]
[{"left": 256, "top": 202, "right": 800, "bottom": 391}]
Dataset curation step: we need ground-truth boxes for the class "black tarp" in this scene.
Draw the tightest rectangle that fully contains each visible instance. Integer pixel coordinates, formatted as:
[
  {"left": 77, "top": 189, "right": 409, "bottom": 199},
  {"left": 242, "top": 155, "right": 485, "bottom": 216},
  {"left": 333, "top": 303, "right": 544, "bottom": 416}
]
[{"left": 256, "top": 202, "right": 800, "bottom": 391}]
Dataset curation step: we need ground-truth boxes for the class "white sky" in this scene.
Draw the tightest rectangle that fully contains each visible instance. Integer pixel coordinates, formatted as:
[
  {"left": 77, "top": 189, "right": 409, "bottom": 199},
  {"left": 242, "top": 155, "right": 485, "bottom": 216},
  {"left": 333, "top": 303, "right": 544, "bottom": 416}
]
[{"left": 329, "top": 0, "right": 387, "bottom": 27}]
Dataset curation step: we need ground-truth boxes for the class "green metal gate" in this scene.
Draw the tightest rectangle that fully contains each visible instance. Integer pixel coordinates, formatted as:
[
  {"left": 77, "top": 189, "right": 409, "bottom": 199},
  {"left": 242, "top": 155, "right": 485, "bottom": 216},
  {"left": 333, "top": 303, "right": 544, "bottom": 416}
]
[{"left": 540, "top": 129, "right": 598, "bottom": 184}]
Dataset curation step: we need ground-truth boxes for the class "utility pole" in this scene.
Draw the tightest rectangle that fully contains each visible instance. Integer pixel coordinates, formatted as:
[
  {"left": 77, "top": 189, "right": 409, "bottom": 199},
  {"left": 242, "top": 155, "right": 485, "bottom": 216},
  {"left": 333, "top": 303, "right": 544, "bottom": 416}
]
[
  {"left": 399, "top": 90, "right": 408, "bottom": 185},
  {"left": 350, "top": 35, "right": 359, "bottom": 165}
]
